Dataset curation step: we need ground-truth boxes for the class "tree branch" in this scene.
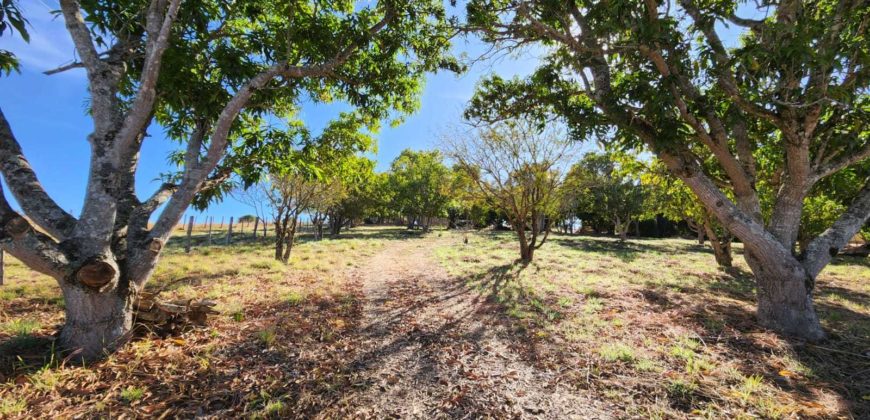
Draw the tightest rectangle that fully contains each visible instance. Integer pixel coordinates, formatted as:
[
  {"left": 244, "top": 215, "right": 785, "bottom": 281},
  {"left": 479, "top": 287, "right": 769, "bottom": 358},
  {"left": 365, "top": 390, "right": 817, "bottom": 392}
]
[
  {"left": 58, "top": 0, "right": 102, "bottom": 76},
  {"left": 0, "top": 184, "right": 69, "bottom": 279},
  {"left": 814, "top": 141, "right": 870, "bottom": 182},
  {"left": 0, "top": 108, "right": 78, "bottom": 239},
  {"left": 113, "top": 0, "right": 183, "bottom": 165},
  {"left": 803, "top": 178, "right": 870, "bottom": 278}
]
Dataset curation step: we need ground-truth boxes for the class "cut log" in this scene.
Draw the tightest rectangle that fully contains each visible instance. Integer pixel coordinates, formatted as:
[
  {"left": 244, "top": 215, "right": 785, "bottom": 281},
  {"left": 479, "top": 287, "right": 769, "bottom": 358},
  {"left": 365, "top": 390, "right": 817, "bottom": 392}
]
[{"left": 132, "top": 292, "right": 218, "bottom": 335}]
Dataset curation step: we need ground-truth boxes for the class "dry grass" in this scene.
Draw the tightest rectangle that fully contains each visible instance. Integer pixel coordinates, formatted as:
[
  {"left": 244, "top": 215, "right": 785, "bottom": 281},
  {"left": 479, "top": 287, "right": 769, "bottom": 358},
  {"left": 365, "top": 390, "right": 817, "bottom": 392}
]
[
  {"left": 435, "top": 230, "right": 870, "bottom": 418},
  {"left": 0, "top": 226, "right": 867, "bottom": 418},
  {"left": 0, "top": 226, "right": 394, "bottom": 418}
]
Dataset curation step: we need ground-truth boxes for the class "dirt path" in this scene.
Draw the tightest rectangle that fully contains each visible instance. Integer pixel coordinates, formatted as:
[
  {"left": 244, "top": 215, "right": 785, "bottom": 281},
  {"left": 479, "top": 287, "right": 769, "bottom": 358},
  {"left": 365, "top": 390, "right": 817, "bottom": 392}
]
[{"left": 331, "top": 235, "right": 613, "bottom": 419}]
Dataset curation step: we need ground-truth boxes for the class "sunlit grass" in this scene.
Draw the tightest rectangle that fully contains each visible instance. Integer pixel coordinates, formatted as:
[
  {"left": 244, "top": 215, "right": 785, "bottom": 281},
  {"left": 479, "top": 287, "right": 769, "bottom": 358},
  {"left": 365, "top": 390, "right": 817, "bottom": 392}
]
[{"left": 434, "top": 229, "right": 869, "bottom": 418}]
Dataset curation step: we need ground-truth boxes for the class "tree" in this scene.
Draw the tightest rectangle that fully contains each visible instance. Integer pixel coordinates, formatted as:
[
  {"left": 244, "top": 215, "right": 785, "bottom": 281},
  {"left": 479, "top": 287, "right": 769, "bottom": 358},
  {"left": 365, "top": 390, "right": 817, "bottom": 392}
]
[
  {"left": 465, "top": 0, "right": 870, "bottom": 340},
  {"left": 262, "top": 172, "right": 327, "bottom": 263},
  {"left": 641, "top": 160, "right": 734, "bottom": 268},
  {"left": 563, "top": 152, "right": 647, "bottom": 241},
  {"left": 446, "top": 165, "right": 495, "bottom": 229},
  {"left": 0, "top": 0, "right": 28, "bottom": 75},
  {"left": 325, "top": 156, "right": 379, "bottom": 235},
  {"left": 443, "top": 120, "right": 574, "bottom": 261},
  {"left": 0, "top": 0, "right": 456, "bottom": 359},
  {"left": 388, "top": 150, "right": 451, "bottom": 230}
]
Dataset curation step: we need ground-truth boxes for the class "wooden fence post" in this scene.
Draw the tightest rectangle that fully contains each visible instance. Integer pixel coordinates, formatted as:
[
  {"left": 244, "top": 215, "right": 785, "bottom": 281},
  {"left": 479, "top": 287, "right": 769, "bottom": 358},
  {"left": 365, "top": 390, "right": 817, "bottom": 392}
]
[
  {"left": 185, "top": 215, "right": 194, "bottom": 253},
  {"left": 225, "top": 216, "right": 234, "bottom": 245},
  {"left": 207, "top": 216, "right": 214, "bottom": 245},
  {"left": 220, "top": 216, "right": 224, "bottom": 228}
]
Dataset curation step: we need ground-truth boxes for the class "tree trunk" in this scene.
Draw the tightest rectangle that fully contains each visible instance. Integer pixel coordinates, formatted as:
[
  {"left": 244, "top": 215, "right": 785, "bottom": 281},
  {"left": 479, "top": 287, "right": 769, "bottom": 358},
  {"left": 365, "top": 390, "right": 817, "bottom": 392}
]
[
  {"left": 703, "top": 222, "right": 733, "bottom": 268},
  {"left": 697, "top": 229, "right": 705, "bottom": 245},
  {"left": 59, "top": 285, "right": 133, "bottom": 361},
  {"left": 752, "top": 262, "right": 825, "bottom": 341},
  {"left": 281, "top": 216, "right": 298, "bottom": 263},
  {"left": 515, "top": 220, "right": 534, "bottom": 262},
  {"left": 253, "top": 217, "right": 259, "bottom": 239}
]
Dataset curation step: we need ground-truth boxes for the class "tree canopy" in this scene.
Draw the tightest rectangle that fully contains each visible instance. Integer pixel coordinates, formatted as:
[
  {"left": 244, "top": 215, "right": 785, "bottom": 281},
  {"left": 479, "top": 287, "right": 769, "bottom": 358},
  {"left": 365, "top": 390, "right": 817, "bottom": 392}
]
[{"left": 463, "top": 0, "right": 870, "bottom": 340}]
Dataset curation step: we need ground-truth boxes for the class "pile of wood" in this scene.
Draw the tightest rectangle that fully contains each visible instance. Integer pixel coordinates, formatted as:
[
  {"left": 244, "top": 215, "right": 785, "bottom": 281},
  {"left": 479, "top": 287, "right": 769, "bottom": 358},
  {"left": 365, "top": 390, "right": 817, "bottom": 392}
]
[
  {"left": 134, "top": 292, "right": 219, "bottom": 335},
  {"left": 841, "top": 243, "right": 870, "bottom": 257}
]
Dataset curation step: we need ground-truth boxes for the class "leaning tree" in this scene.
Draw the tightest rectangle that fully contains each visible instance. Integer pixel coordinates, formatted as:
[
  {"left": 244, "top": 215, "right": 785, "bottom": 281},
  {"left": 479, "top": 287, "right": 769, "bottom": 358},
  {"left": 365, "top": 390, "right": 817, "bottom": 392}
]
[
  {"left": 465, "top": 0, "right": 870, "bottom": 340},
  {"left": 0, "top": 0, "right": 456, "bottom": 359}
]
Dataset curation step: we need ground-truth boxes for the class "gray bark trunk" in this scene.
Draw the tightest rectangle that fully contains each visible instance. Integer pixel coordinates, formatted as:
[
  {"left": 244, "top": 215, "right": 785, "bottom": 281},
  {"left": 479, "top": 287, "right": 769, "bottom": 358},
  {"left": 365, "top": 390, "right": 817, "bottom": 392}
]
[
  {"left": 59, "top": 284, "right": 133, "bottom": 361},
  {"left": 745, "top": 250, "right": 825, "bottom": 341}
]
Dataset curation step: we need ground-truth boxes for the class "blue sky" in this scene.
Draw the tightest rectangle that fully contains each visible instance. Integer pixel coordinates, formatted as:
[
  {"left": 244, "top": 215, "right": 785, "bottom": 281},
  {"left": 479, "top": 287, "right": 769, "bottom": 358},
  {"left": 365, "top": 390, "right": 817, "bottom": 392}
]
[
  {"left": 0, "top": 1, "right": 750, "bottom": 222},
  {"left": 0, "top": 0, "right": 547, "bottom": 221}
]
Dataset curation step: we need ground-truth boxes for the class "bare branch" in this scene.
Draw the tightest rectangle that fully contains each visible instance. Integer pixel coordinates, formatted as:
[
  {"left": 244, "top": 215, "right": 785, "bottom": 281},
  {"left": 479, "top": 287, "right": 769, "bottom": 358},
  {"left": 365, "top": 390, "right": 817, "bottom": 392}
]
[
  {"left": 43, "top": 61, "right": 85, "bottom": 75},
  {"left": 113, "top": 0, "right": 183, "bottom": 164},
  {"left": 58, "top": 0, "right": 102, "bottom": 76},
  {"left": 0, "top": 108, "right": 78, "bottom": 239},
  {"left": 0, "top": 184, "right": 69, "bottom": 279},
  {"left": 803, "top": 178, "right": 870, "bottom": 278}
]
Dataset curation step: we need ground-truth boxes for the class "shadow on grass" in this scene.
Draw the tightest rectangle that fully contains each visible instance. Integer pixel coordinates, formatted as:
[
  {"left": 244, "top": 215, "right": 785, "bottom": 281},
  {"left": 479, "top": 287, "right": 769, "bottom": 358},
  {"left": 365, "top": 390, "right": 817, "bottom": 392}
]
[
  {"left": 0, "top": 334, "right": 56, "bottom": 380},
  {"left": 548, "top": 236, "right": 706, "bottom": 263},
  {"left": 448, "top": 252, "right": 870, "bottom": 417},
  {"left": 619, "top": 267, "right": 870, "bottom": 417}
]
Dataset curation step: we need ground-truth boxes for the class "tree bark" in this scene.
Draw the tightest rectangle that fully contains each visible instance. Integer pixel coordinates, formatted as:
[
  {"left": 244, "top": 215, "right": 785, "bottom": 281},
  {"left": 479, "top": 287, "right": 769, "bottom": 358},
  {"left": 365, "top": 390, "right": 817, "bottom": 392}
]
[
  {"left": 703, "top": 222, "right": 732, "bottom": 268},
  {"left": 749, "top": 255, "right": 825, "bottom": 341},
  {"left": 59, "top": 285, "right": 133, "bottom": 361},
  {"left": 281, "top": 216, "right": 298, "bottom": 263}
]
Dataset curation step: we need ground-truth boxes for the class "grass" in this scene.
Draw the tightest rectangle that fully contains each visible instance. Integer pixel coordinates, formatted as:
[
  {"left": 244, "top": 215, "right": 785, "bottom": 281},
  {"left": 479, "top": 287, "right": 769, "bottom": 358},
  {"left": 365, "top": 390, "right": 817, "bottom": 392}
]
[
  {"left": 0, "top": 226, "right": 867, "bottom": 418},
  {"left": 0, "top": 226, "right": 390, "bottom": 418},
  {"left": 1, "top": 319, "right": 41, "bottom": 336},
  {"left": 435, "top": 229, "right": 870, "bottom": 418},
  {"left": 598, "top": 342, "right": 637, "bottom": 363},
  {"left": 120, "top": 386, "right": 145, "bottom": 403}
]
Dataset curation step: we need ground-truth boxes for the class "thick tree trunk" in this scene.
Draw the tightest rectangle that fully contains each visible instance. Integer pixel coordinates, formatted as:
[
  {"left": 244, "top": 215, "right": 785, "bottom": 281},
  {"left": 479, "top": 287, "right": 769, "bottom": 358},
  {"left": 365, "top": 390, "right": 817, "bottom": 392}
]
[
  {"left": 754, "top": 266, "right": 825, "bottom": 341},
  {"left": 59, "top": 285, "right": 133, "bottom": 361},
  {"left": 697, "top": 229, "right": 705, "bottom": 245}
]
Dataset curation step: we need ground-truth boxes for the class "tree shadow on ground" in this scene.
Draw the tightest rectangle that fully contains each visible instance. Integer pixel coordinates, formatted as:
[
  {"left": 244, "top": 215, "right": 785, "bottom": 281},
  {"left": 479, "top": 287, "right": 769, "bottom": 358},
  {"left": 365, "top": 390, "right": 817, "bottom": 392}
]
[
  {"left": 637, "top": 275, "right": 870, "bottom": 417},
  {"left": 548, "top": 236, "right": 704, "bottom": 263},
  {"left": 439, "top": 251, "right": 870, "bottom": 417}
]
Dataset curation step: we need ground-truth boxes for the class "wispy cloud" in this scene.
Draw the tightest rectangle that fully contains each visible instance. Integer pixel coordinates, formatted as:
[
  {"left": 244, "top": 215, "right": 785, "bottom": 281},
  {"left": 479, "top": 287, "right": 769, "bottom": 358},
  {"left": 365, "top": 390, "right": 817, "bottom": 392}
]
[{"left": 7, "top": 0, "right": 82, "bottom": 77}]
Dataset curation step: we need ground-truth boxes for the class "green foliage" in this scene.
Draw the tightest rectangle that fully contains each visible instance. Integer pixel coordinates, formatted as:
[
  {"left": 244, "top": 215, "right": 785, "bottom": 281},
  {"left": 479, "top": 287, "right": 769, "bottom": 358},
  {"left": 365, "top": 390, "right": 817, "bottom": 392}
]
[
  {"left": 66, "top": 0, "right": 459, "bottom": 208},
  {"left": 0, "top": 0, "right": 28, "bottom": 75},
  {"left": 562, "top": 152, "right": 646, "bottom": 236},
  {"left": 388, "top": 149, "right": 452, "bottom": 225},
  {"left": 800, "top": 195, "right": 847, "bottom": 249}
]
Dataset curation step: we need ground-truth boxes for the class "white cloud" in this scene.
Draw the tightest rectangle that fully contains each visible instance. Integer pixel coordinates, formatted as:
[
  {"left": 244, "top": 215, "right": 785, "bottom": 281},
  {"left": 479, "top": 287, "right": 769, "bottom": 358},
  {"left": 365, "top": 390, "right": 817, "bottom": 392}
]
[{"left": 6, "top": 0, "right": 82, "bottom": 77}]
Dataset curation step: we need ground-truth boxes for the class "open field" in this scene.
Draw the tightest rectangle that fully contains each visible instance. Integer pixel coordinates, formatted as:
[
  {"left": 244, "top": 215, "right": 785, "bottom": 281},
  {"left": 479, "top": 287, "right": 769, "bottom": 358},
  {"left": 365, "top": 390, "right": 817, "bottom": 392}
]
[{"left": 0, "top": 226, "right": 868, "bottom": 418}]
